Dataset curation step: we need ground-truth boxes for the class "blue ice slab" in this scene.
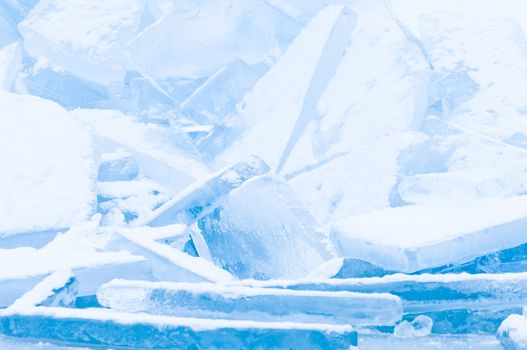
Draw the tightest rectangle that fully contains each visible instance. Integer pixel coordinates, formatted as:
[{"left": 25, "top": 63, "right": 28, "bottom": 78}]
[
  {"left": 241, "top": 273, "right": 527, "bottom": 333},
  {"left": 97, "top": 279, "right": 402, "bottom": 326},
  {"left": 0, "top": 307, "right": 358, "bottom": 349},
  {"left": 141, "top": 156, "right": 270, "bottom": 227},
  {"left": 361, "top": 333, "right": 501, "bottom": 349},
  {"left": 417, "top": 242, "right": 527, "bottom": 274}
]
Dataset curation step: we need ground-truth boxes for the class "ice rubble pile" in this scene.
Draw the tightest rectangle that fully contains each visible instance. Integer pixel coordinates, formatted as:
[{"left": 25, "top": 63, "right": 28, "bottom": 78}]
[{"left": 1, "top": 0, "right": 527, "bottom": 348}]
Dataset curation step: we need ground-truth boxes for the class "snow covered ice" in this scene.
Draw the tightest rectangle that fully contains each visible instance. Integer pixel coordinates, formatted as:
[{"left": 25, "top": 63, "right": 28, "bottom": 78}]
[{"left": 2, "top": 0, "right": 527, "bottom": 348}]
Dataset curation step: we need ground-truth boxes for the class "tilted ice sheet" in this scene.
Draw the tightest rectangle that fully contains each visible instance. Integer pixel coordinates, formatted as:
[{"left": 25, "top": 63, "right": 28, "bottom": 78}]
[
  {"left": 216, "top": 4, "right": 357, "bottom": 171},
  {"left": 217, "top": 1, "right": 429, "bottom": 224},
  {"left": 0, "top": 91, "right": 96, "bottom": 236},
  {"left": 97, "top": 279, "right": 402, "bottom": 326},
  {"left": 331, "top": 195, "right": 527, "bottom": 272},
  {"left": 19, "top": 0, "right": 145, "bottom": 84},
  {"left": 0, "top": 307, "right": 358, "bottom": 349}
]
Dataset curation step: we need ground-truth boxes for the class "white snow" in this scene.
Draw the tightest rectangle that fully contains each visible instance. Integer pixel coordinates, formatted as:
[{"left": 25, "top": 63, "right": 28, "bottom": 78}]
[
  {"left": 0, "top": 91, "right": 96, "bottom": 236},
  {"left": 498, "top": 314, "right": 527, "bottom": 350}
]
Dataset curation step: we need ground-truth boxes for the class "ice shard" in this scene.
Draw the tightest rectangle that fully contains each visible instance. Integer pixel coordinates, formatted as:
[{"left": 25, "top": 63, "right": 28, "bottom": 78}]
[
  {"left": 8, "top": 270, "right": 78, "bottom": 310},
  {"left": 0, "top": 307, "right": 358, "bottom": 349},
  {"left": 141, "top": 156, "right": 270, "bottom": 227},
  {"left": 97, "top": 279, "right": 402, "bottom": 326},
  {"left": 105, "top": 227, "right": 235, "bottom": 283}
]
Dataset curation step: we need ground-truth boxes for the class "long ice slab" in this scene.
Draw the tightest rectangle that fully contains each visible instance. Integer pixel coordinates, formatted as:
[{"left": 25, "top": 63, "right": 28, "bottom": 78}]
[
  {"left": 97, "top": 279, "right": 401, "bottom": 326},
  {"left": 331, "top": 196, "right": 527, "bottom": 272},
  {"left": 241, "top": 272, "right": 527, "bottom": 314},
  {"left": 0, "top": 307, "right": 357, "bottom": 349}
]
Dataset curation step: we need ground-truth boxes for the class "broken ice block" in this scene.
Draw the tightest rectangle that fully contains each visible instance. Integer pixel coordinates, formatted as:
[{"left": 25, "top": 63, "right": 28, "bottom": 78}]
[
  {"left": 179, "top": 59, "right": 264, "bottom": 125},
  {"left": 8, "top": 270, "right": 78, "bottom": 310},
  {"left": 498, "top": 314, "right": 527, "bottom": 350},
  {"left": 15, "top": 56, "right": 111, "bottom": 109},
  {"left": 198, "top": 175, "right": 331, "bottom": 279},
  {"left": 394, "top": 316, "right": 433, "bottom": 338},
  {"left": 0, "top": 307, "right": 358, "bottom": 349},
  {"left": 331, "top": 196, "right": 527, "bottom": 272},
  {"left": 141, "top": 156, "right": 270, "bottom": 227},
  {"left": 97, "top": 279, "right": 402, "bottom": 326},
  {"left": 129, "top": 0, "right": 298, "bottom": 79},
  {"left": 19, "top": 0, "right": 144, "bottom": 84},
  {"left": 105, "top": 227, "right": 234, "bottom": 283}
]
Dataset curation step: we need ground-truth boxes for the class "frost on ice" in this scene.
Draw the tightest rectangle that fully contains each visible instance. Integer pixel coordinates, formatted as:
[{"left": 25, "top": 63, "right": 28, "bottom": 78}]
[{"left": 1, "top": 0, "right": 527, "bottom": 348}]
